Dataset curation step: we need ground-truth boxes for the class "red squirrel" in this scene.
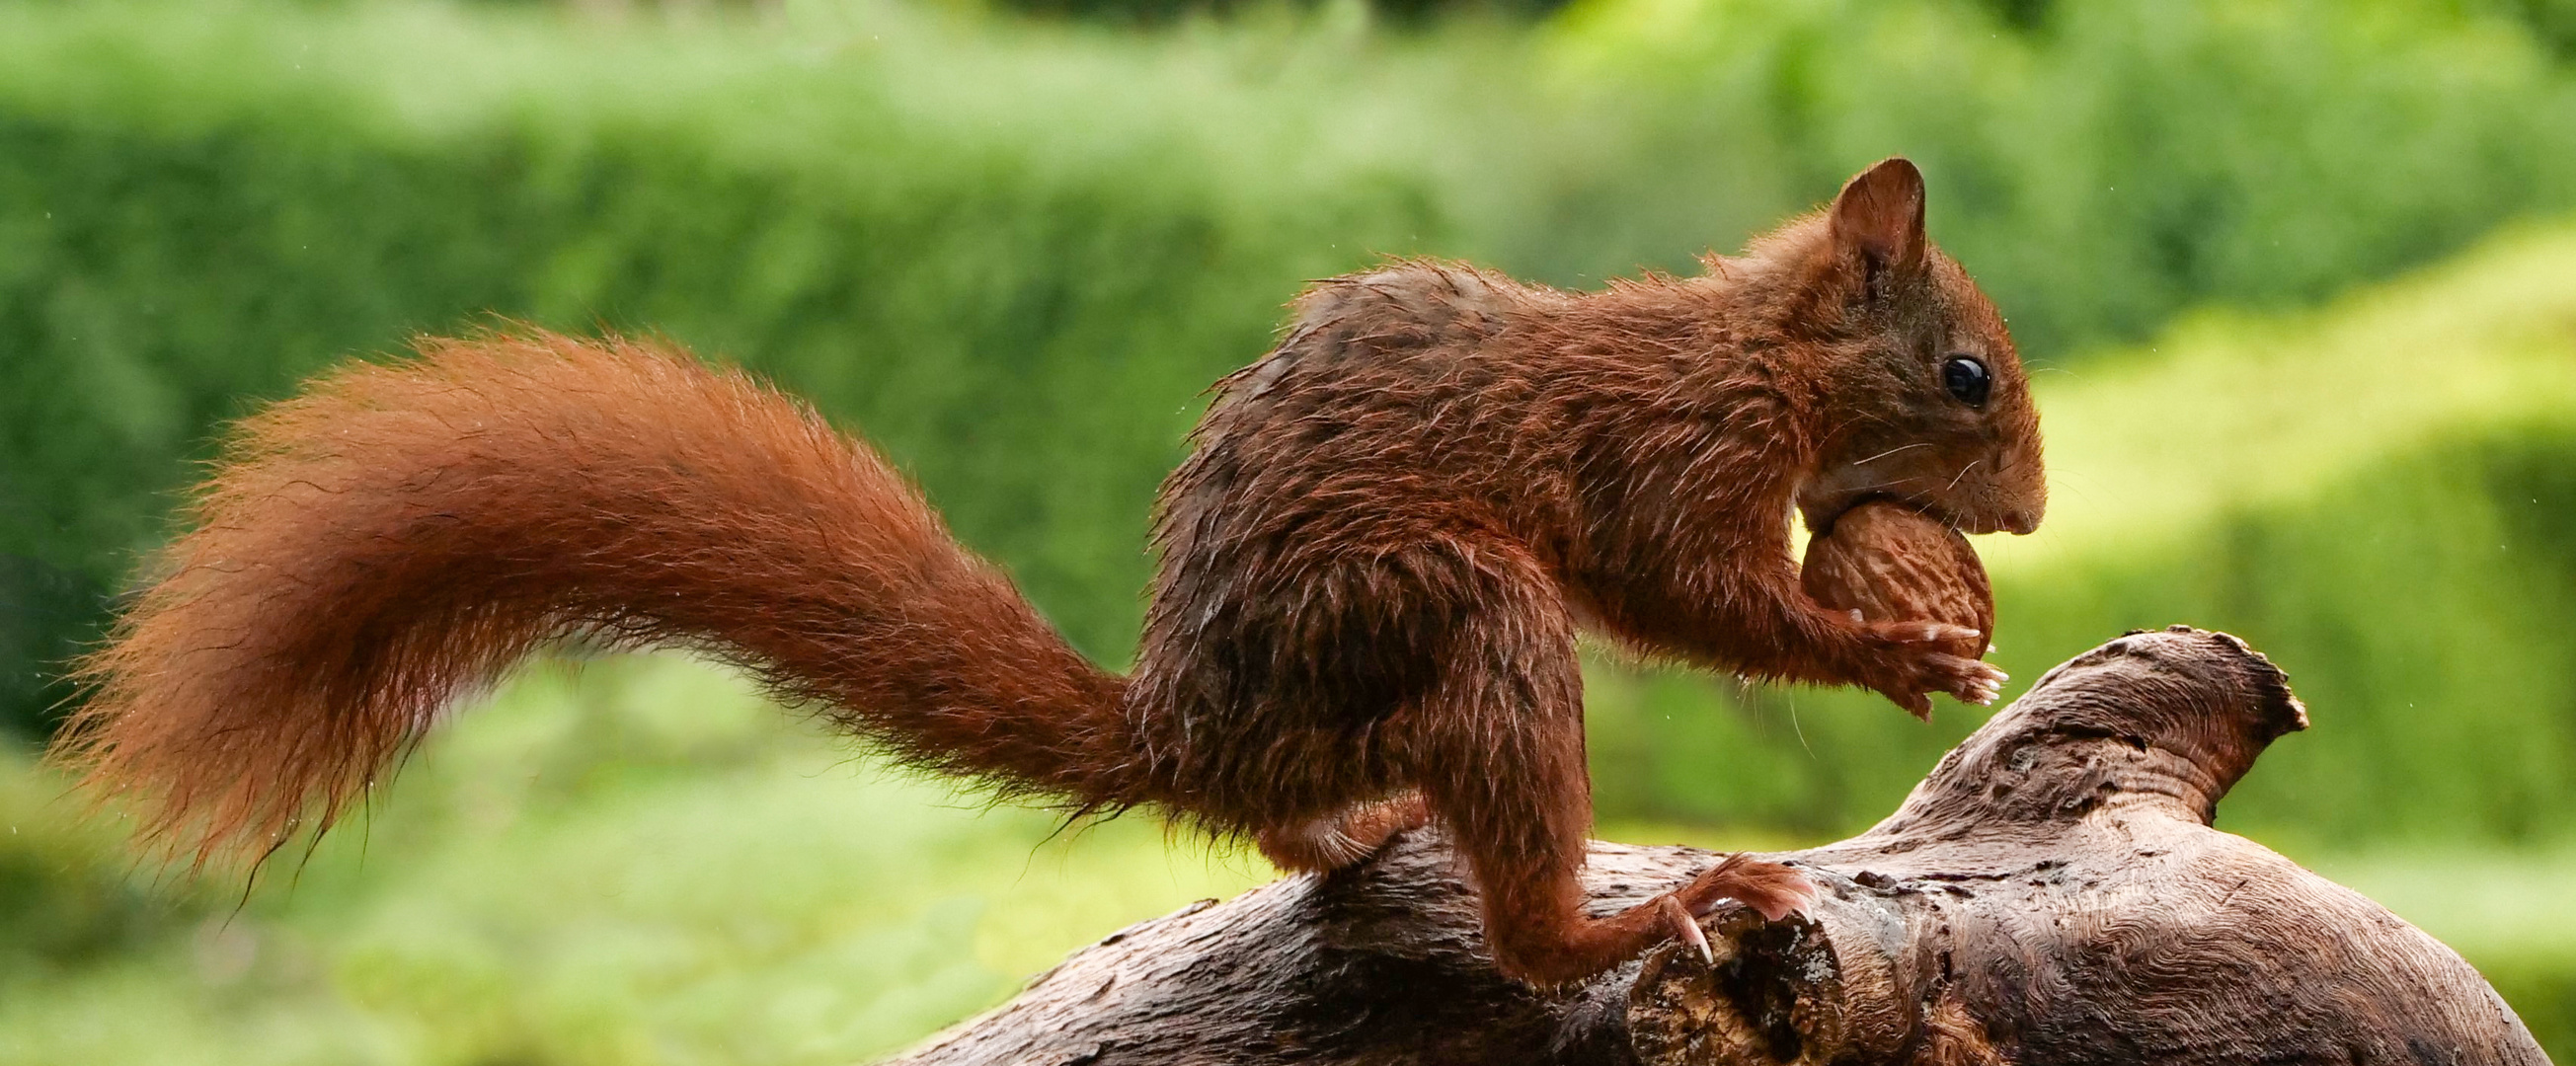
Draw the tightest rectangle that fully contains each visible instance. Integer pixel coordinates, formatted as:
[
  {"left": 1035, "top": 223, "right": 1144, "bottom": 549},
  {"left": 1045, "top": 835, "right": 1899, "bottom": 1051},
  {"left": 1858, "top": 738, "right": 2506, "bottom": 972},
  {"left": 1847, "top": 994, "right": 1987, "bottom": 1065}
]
[{"left": 59, "top": 157, "right": 2041, "bottom": 987}]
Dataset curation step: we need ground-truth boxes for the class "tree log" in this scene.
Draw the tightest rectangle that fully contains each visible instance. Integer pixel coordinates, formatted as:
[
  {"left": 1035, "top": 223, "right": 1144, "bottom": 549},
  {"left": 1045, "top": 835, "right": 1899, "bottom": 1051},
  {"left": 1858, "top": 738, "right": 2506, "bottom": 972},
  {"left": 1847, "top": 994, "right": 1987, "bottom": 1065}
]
[{"left": 890, "top": 628, "right": 2547, "bottom": 1065}]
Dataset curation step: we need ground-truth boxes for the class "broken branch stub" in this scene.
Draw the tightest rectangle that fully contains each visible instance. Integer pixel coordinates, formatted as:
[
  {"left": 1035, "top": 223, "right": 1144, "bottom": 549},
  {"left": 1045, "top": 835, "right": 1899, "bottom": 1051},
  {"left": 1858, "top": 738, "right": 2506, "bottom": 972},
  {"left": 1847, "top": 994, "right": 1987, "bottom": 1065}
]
[{"left": 892, "top": 628, "right": 2547, "bottom": 1066}]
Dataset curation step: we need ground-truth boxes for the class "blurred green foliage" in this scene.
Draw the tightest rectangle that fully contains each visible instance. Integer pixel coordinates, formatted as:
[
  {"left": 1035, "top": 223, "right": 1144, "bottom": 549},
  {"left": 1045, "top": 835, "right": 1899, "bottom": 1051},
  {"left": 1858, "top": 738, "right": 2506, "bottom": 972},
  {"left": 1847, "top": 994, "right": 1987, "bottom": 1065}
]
[
  {"left": 1530, "top": 0, "right": 2576, "bottom": 350},
  {"left": 3, "top": 654, "right": 2566, "bottom": 1064},
  {"left": 2, "top": 0, "right": 2574, "bottom": 1058},
  {"left": 0, "top": 657, "right": 1274, "bottom": 1065},
  {"left": 8, "top": 0, "right": 2576, "bottom": 742}
]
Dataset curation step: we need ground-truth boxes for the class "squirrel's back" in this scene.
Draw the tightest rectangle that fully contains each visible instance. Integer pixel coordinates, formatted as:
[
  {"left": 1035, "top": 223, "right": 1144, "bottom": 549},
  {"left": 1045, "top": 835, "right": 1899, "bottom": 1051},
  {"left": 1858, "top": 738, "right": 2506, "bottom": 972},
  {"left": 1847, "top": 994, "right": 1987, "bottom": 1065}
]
[{"left": 1131, "top": 261, "right": 1598, "bottom": 824}]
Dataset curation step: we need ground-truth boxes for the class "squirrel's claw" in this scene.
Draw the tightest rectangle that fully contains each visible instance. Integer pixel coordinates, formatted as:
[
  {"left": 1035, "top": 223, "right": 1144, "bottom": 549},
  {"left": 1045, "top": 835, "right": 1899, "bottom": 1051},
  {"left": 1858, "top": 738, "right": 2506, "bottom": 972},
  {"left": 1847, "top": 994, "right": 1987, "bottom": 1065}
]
[
  {"left": 1950, "top": 657, "right": 2008, "bottom": 705},
  {"left": 1875, "top": 654, "right": 2004, "bottom": 718},
  {"left": 1658, "top": 894, "right": 1715, "bottom": 963},
  {"left": 1678, "top": 854, "right": 1818, "bottom": 924}
]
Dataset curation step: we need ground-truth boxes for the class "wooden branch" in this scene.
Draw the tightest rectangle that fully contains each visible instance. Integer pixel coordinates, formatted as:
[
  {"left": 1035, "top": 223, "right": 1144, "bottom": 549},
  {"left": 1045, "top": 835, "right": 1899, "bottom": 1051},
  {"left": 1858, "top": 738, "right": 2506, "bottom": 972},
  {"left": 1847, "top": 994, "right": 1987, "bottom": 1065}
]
[{"left": 890, "top": 628, "right": 2548, "bottom": 1065}]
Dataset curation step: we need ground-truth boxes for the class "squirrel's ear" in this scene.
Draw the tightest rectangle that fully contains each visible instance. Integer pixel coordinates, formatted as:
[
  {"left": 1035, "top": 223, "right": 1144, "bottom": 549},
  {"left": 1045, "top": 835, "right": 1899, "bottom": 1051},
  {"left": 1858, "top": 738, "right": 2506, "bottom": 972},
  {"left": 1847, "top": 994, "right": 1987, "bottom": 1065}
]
[{"left": 1830, "top": 158, "right": 1927, "bottom": 285}]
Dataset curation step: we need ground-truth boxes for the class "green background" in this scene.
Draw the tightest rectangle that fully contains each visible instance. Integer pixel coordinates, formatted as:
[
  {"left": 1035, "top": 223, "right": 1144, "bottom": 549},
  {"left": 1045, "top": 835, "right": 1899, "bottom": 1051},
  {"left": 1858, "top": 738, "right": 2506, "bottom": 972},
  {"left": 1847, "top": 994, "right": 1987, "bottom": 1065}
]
[{"left": 3, "top": 0, "right": 2571, "bottom": 1061}]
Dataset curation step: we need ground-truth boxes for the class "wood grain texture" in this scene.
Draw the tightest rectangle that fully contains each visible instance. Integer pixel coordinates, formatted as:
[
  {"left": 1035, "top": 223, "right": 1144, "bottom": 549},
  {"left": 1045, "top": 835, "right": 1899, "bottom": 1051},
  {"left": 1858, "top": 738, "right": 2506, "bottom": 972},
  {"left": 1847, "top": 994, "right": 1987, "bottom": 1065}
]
[{"left": 891, "top": 628, "right": 2544, "bottom": 1066}]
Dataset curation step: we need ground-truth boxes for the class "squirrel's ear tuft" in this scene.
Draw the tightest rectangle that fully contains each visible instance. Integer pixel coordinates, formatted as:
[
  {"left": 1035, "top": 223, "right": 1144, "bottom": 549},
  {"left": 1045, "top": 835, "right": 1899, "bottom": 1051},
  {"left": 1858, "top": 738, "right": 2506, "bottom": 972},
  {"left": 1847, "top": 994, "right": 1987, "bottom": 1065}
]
[{"left": 1830, "top": 158, "right": 1927, "bottom": 284}]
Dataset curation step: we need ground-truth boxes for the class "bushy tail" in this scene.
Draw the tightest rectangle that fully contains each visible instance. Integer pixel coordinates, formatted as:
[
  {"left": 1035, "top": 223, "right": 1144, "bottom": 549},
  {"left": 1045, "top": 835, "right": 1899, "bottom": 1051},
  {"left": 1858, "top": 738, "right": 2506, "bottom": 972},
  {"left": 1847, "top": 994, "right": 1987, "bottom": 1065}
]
[{"left": 57, "top": 331, "right": 1140, "bottom": 867}]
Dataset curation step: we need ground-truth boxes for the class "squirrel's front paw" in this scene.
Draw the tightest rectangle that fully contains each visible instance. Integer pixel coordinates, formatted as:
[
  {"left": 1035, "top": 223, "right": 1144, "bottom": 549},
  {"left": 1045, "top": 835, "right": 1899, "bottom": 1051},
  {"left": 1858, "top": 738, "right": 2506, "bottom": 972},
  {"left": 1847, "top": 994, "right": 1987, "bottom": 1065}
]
[
  {"left": 1863, "top": 619, "right": 2004, "bottom": 719},
  {"left": 1863, "top": 617, "right": 1982, "bottom": 650}
]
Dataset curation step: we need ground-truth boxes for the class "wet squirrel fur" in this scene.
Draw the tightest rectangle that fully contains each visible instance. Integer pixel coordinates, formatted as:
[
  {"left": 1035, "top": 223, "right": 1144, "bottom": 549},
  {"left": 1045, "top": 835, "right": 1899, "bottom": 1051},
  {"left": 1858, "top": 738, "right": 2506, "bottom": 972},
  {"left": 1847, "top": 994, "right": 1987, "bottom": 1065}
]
[{"left": 60, "top": 157, "right": 2043, "bottom": 986}]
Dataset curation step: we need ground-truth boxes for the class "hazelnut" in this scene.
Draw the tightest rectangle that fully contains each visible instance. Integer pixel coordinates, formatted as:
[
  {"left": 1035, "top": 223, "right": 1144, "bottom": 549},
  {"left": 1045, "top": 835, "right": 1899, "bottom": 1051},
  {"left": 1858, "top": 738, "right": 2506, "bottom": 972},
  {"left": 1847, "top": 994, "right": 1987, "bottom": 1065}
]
[{"left": 1802, "top": 501, "right": 1993, "bottom": 659}]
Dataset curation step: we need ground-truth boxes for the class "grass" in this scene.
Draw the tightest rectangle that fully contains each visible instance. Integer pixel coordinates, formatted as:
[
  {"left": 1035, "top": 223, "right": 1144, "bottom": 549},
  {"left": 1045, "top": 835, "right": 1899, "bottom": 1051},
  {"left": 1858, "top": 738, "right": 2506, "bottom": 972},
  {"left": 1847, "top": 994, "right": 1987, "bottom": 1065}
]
[{"left": 1, "top": 656, "right": 1273, "bottom": 1066}]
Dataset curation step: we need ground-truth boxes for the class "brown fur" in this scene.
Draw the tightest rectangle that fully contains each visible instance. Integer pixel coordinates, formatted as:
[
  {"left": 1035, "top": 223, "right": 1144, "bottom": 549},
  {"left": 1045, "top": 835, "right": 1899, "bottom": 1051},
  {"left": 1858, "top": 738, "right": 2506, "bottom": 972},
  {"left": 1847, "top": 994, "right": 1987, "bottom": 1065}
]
[
  {"left": 57, "top": 158, "right": 2042, "bottom": 987},
  {"left": 59, "top": 335, "right": 1135, "bottom": 867}
]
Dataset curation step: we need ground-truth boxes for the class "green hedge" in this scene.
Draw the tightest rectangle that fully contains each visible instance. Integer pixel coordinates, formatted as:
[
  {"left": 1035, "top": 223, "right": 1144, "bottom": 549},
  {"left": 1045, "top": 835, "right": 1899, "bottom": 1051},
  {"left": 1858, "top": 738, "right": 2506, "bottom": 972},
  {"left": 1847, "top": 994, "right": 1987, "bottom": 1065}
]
[
  {"left": 0, "top": 1, "right": 1465, "bottom": 732},
  {"left": 1521, "top": 0, "right": 2576, "bottom": 356},
  {"left": 5, "top": 0, "right": 2576, "bottom": 854}
]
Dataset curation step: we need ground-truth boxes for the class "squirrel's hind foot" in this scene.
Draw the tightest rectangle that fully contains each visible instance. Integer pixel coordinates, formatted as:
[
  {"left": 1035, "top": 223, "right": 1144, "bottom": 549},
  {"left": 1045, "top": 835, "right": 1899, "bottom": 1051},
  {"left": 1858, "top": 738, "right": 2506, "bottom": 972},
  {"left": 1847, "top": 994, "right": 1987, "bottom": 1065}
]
[{"left": 1676, "top": 853, "right": 1819, "bottom": 923}]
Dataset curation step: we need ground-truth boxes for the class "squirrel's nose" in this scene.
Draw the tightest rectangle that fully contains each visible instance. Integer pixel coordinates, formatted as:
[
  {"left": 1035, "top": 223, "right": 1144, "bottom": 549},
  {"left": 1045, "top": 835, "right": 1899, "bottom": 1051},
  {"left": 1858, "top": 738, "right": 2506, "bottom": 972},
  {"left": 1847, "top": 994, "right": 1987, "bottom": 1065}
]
[{"left": 2000, "top": 509, "right": 2040, "bottom": 536}]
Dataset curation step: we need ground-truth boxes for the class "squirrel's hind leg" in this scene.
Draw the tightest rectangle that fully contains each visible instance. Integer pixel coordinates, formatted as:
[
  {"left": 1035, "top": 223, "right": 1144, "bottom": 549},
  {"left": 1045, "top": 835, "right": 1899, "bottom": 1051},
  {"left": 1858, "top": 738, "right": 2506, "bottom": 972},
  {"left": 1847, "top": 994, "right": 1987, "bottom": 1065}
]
[
  {"left": 1401, "top": 547, "right": 1817, "bottom": 986},
  {"left": 1254, "top": 793, "right": 1431, "bottom": 874}
]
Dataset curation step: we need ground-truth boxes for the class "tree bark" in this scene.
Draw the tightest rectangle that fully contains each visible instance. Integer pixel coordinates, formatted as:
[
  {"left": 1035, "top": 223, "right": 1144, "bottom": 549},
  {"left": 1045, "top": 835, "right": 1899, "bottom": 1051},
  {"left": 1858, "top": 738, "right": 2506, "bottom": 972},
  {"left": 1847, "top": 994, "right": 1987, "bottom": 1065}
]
[{"left": 889, "top": 627, "right": 2548, "bottom": 1066}]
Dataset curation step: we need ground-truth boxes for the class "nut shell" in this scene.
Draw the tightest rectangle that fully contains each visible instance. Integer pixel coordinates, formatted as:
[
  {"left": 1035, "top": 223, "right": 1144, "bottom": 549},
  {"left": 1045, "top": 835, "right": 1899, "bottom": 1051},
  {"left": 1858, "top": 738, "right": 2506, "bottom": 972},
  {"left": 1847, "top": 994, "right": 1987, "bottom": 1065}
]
[{"left": 1801, "top": 501, "right": 1993, "bottom": 660}]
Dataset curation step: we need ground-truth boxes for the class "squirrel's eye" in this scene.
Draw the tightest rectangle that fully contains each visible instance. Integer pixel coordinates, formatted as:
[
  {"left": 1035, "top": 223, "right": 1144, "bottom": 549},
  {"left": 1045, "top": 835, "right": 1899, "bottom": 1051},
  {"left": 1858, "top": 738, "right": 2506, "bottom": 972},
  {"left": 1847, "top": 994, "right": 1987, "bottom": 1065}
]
[{"left": 1941, "top": 356, "right": 1991, "bottom": 408}]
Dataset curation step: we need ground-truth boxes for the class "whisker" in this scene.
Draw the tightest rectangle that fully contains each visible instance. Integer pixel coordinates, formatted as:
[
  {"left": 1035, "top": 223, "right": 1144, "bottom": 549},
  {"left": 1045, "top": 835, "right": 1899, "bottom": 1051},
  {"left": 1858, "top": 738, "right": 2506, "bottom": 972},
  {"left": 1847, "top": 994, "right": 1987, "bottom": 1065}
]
[
  {"left": 1851, "top": 441, "right": 1931, "bottom": 466},
  {"left": 1826, "top": 476, "right": 1917, "bottom": 495},
  {"left": 1944, "top": 459, "right": 1985, "bottom": 493}
]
